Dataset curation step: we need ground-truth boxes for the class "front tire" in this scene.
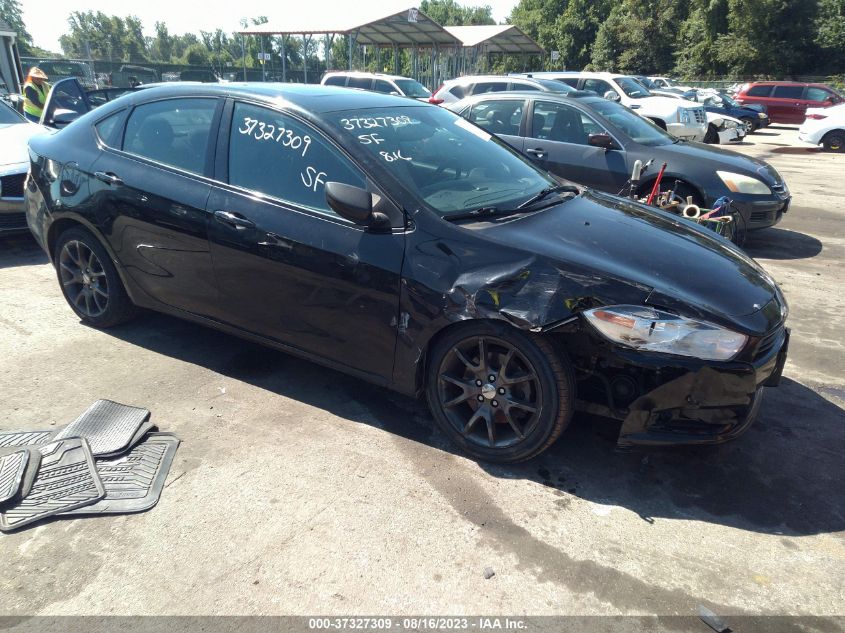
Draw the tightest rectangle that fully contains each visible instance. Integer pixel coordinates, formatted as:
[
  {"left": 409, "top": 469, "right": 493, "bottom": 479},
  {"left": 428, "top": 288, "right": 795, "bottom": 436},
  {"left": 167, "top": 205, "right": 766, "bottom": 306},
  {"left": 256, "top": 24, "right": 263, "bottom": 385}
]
[
  {"left": 822, "top": 130, "right": 845, "bottom": 152},
  {"left": 425, "top": 322, "right": 574, "bottom": 462},
  {"left": 740, "top": 116, "right": 756, "bottom": 133},
  {"left": 704, "top": 123, "right": 719, "bottom": 144},
  {"left": 54, "top": 227, "right": 137, "bottom": 327}
]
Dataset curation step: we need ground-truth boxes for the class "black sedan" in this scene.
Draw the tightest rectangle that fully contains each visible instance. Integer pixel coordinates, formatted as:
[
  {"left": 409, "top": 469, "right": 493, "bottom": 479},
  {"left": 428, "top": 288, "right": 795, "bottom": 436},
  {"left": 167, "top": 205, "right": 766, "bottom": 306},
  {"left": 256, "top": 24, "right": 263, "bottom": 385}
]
[
  {"left": 448, "top": 92, "right": 791, "bottom": 230},
  {"left": 25, "top": 84, "right": 789, "bottom": 461}
]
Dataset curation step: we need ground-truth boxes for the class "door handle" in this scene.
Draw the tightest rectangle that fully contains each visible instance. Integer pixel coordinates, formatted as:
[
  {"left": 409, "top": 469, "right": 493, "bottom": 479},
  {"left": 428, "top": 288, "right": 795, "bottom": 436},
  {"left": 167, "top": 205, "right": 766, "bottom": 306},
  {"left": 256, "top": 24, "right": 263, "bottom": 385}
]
[
  {"left": 214, "top": 209, "right": 255, "bottom": 230},
  {"left": 526, "top": 147, "right": 547, "bottom": 159},
  {"left": 93, "top": 171, "right": 123, "bottom": 186}
]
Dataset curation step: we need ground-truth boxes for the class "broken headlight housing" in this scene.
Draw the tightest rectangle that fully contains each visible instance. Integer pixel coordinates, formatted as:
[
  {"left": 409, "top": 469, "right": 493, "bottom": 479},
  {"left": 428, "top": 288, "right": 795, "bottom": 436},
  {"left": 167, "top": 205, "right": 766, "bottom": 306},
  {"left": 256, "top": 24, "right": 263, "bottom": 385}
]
[{"left": 583, "top": 305, "right": 748, "bottom": 361}]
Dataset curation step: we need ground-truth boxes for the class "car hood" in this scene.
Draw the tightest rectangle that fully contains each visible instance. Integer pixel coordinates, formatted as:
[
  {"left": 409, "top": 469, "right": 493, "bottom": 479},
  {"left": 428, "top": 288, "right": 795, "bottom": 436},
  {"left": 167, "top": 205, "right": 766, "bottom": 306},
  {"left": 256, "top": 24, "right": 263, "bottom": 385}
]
[
  {"left": 0, "top": 122, "right": 52, "bottom": 167},
  {"left": 479, "top": 190, "right": 780, "bottom": 334},
  {"left": 651, "top": 139, "right": 782, "bottom": 184},
  {"left": 634, "top": 95, "right": 698, "bottom": 111}
]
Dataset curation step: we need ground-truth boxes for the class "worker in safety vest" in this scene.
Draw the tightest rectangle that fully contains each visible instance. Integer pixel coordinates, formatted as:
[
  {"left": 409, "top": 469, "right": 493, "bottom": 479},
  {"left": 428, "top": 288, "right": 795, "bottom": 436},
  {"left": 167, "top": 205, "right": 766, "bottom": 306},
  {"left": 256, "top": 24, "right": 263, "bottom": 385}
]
[{"left": 22, "top": 67, "right": 51, "bottom": 123}]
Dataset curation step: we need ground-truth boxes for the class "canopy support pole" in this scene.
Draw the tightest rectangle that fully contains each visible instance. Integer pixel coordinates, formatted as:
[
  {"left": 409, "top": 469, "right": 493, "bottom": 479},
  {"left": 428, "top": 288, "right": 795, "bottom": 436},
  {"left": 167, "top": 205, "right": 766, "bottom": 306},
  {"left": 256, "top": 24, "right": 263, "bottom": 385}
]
[{"left": 281, "top": 36, "right": 287, "bottom": 82}]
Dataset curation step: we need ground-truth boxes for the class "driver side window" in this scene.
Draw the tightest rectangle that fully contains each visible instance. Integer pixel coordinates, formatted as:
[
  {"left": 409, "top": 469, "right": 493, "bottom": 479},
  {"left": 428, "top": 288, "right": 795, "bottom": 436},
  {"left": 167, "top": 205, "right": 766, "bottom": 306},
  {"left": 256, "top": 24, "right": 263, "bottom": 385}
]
[
  {"left": 531, "top": 101, "right": 604, "bottom": 146},
  {"left": 228, "top": 102, "right": 366, "bottom": 217}
]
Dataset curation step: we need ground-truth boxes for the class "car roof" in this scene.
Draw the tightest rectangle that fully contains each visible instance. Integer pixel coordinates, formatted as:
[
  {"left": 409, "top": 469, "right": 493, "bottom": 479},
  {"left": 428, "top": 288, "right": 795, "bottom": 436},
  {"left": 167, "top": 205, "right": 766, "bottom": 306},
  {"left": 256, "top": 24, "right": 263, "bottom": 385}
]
[
  {"left": 323, "top": 71, "right": 412, "bottom": 81},
  {"left": 742, "top": 81, "right": 829, "bottom": 87},
  {"left": 106, "top": 82, "right": 420, "bottom": 114},
  {"left": 445, "top": 75, "right": 542, "bottom": 84},
  {"left": 454, "top": 90, "right": 604, "bottom": 105}
]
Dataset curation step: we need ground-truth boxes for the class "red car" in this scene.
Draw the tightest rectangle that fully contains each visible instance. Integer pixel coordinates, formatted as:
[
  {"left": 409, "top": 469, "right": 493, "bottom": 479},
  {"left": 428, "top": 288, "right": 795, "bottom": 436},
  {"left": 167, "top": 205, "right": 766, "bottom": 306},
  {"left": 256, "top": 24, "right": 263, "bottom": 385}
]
[{"left": 734, "top": 81, "right": 844, "bottom": 124}]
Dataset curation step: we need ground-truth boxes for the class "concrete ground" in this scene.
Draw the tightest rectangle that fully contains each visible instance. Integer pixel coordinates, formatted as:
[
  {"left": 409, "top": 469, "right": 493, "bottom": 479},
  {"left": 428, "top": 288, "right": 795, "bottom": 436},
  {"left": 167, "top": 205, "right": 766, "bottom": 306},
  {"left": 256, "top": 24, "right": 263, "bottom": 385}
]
[{"left": 0, "top": 126, "right": 842, "bottom": 620}]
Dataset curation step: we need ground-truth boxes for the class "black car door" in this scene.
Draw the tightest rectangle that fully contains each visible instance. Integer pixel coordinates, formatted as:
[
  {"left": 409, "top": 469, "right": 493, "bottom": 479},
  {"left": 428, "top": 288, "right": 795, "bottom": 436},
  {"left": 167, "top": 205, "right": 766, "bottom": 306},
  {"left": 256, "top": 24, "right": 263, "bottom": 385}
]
[
  {"left": 88, "top": 96, "right": 223, "bottom": 318},
  {"left": 525, "top": 99, "right": 629, "bottom": 193},
  {"left": 206, "top": 99, "right": 405, "bottom": 381}
]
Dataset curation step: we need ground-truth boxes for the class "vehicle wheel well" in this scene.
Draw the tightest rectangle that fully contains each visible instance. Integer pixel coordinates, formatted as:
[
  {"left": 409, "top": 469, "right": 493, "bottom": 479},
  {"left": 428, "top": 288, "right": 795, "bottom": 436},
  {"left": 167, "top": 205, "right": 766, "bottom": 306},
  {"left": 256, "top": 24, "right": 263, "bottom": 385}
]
[
  {"left": 47, "top": 218, "right": 87, "bottom": 260},
  {"left": 636, "top": 178, "right": 704, "bottom": 206},
  {"left": 647, "top": 117, "right": 667, "bottom": 130}
]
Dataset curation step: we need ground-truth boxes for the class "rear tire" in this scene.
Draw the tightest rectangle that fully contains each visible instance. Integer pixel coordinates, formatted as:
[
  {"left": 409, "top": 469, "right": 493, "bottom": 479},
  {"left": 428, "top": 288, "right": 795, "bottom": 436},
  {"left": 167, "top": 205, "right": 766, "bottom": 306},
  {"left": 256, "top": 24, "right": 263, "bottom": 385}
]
[
  {"left": 822, "top": 130, "right": 845, "bottom": 152},
  {"left": 54, "top": 227, "right": 138, "bottom": 328},
  {"left": 425, "top": 321, "right": 575, "bottom": 463}
]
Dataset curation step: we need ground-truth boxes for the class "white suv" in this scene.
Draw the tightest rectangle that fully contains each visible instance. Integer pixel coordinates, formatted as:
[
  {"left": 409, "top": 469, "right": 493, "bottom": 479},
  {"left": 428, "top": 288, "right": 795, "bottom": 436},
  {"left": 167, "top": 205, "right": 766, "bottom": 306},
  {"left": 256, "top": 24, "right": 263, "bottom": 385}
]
[
  {"left": 320, "top": 72, "right": 431, "bottom": 100},
  {"left": 430, "top": 75, "right": 575, "bottom": 105},
  {"left": 515, "top": 72, "right": 707, "bottom": 141}
]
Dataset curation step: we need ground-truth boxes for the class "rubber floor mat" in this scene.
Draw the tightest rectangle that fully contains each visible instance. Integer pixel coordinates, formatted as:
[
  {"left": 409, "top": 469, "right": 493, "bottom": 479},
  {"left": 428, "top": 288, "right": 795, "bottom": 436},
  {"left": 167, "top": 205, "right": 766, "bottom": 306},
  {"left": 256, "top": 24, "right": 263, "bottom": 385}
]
[
  {"left": 0, "top": 430, "right": 55, "bottom": 448},
  {"left": 0, "top": 447, "right": 42, "bottom": 504},
  {"left": 0, "top": 449, "right": 30, "bottom": 505},
  {"left": 62, "top": 433, "right": 180, "bottom": 516},
  {"left": 0, "top": 438, "right": 105, "bottom": 532},
  {"left": 52, "top": 400, "right": 154, "bottom": 457}
]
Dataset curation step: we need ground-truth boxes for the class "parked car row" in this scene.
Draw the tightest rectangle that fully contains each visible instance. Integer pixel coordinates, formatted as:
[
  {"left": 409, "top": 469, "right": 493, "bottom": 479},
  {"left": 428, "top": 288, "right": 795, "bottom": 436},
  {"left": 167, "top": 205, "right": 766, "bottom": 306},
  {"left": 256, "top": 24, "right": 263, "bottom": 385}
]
[{"left": 20, "top": 82, "right": 791, "bottom": 461}]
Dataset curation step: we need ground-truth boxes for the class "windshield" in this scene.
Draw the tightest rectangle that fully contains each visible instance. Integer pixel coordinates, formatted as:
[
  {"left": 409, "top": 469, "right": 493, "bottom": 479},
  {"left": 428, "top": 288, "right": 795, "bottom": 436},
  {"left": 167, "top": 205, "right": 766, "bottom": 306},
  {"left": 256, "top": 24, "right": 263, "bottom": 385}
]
[
  {"left": 326, "top": 106, "right": 556, "bottom": 217},
  {"left": 394, "top": 79, "right": 431, "bottom": 98},
  {"left": 0, "top": 101, "right": 26, "bottom": 125},
  {"left": 535, "top": 79, "right": 575, "bottom": 93},
  {"left": 588, "top": 99, "right": 674, "bottom": 147},
  {"left": 615, "top": 77, "right": 652, "bottom": 99}
]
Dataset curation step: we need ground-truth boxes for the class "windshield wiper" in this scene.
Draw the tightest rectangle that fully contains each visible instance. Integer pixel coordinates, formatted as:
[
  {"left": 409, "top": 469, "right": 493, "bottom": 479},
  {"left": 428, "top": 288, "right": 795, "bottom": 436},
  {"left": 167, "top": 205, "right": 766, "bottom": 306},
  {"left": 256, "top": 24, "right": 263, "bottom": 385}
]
[
  {"left": 443, "top": 206, "right": 516, "bottom": 222},
  {"left": 517, "top": 184, "right": 579, "bottom": 209}
]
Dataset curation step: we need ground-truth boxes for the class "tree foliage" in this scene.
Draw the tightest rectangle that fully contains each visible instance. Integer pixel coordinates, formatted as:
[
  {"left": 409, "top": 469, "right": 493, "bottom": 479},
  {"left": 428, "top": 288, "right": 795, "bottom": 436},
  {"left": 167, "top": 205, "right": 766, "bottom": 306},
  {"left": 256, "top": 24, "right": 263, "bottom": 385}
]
[
  {"left": 510, "top": 0, "right": 845, "bottom": 77},
  {"left": 1, "top": 0, "right": 35, "bottom": 55}
]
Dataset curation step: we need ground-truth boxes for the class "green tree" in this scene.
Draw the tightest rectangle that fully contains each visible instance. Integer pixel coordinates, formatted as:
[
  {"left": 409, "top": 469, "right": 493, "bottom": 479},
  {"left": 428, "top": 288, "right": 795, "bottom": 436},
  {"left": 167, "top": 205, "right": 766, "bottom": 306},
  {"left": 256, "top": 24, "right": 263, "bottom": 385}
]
[
  {"left": 420, "top": 0, "right": 495, "bottom": 25},
  {"left": 815, "top": 0, "right": 845, "bottom": 71},
  {"left": 0, "top": 0, "right": 34, "bottom": 55}
]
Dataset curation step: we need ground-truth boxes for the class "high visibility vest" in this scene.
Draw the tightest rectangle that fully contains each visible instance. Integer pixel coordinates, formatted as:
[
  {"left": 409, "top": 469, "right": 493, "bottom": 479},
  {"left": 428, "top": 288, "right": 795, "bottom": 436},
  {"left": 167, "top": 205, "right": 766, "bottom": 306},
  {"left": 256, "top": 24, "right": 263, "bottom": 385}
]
[{"left": 23, "top": 81, "right": 49, "bottom": 119}]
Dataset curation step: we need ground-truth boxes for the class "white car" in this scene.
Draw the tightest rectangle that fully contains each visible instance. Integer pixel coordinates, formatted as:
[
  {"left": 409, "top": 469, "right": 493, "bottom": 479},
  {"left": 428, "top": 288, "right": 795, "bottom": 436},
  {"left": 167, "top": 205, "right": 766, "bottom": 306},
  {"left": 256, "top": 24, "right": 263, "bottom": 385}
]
[
  {"left": 649, "top": 76, "right": 694, "bottom": 92},
  {"left": 653, "top": 89, "right": 745, "bottom": 143},
  {"left": 516, "top": 72, "right": 708, "bottom": 141},
  {"left": 0, "top": 101, "right": 52, "bottom": 234},
  {"left": 321, "top": 72, "right": 432, "bottom": 101},
  {"left": 429, "top": 75, "right": 574, "bottom": 105},
  {"left": 799, "top": 103, "right": 845, "bottom": 152}
]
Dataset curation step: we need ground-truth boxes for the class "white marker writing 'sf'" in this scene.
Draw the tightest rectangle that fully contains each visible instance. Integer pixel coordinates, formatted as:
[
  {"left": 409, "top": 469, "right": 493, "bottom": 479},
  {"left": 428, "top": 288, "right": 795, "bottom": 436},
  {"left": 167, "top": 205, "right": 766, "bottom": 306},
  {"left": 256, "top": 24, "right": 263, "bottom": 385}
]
[{"left": 301, "top": 167, "right": 327, "bottom": 191}]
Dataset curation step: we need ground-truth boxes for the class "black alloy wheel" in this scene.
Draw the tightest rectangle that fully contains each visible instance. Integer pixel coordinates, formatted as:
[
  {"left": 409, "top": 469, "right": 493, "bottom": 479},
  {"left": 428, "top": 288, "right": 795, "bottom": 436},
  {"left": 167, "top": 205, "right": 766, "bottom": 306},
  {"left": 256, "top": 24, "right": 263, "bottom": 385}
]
[
  {"left": 426, "top": 322, "right": 574, "bottom": 462},
  {"left": 54, "top": 227, "right": 138, "bottom": 327}
]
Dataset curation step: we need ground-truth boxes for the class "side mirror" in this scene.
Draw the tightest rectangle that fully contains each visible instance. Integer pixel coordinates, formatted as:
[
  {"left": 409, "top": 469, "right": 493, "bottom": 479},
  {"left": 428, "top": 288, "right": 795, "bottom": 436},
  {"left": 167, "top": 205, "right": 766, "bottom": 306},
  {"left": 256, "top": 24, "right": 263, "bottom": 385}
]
[
  {"left": 604, "top": 90, "right": 621, "bottom": 102},
  {"left": 588, "top": 132, "right": 616, "bottom": 150},
  {"left": 51, "top": 110, "right": 81, "bottom": 128},
  {"left": 326, "top": 182, "right": 372, "bottom": 223}
]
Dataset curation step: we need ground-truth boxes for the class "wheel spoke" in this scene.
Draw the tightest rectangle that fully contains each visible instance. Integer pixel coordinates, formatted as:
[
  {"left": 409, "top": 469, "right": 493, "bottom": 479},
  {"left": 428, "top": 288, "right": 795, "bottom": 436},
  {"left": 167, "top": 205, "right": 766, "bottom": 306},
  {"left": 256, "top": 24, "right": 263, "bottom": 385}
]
[
  {"left": 477, "top": 337, "right": 487, "bottom": 374},
  {"left": 463, "top": 408, "right": 486, "bottom": 436},
  {"left": 441, "top": 373, "right": 470, "bottom": 389},
  {"left": 452, "top": 346, "right": 479, "bottom": 371},
  {"left": 86, "top": 248, "right": 96, "bottom": 271},
  {"left": 91, "top": 285, "right": 108, "bottom": 299},
  {"left": 501, "top": 370, "right": 538, "bottom": 387},
  {"left": 444, "top": 392, "right": 472, "bottom": 408},
  {"left": 507, "top": 398, "right": 537, "bottom": 414},
  {"left": 72, "top": 288, "right": 86, "bottom": 307},
  {"left": 485, "top": 414, "right": 495, "bottom": 446},
  {"left": 499, "top": 348, "right": 515, "bottom": 376},
  {"left": 504, "top": 410, "right": 525, "bottom": 439}
]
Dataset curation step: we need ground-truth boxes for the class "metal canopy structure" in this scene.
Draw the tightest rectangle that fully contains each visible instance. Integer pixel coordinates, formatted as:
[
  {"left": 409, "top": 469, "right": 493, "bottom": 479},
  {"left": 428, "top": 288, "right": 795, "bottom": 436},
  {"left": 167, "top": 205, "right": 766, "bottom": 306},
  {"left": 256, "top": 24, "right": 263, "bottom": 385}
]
[
  {"left": 238, "top": 7, "right": 460, "bottom": 48},
  {"left": 237, "top": 7, "right": 460, "bottom": 86},
  {"left": 444, "top": 25, "right": 545, "bottom": 55}
]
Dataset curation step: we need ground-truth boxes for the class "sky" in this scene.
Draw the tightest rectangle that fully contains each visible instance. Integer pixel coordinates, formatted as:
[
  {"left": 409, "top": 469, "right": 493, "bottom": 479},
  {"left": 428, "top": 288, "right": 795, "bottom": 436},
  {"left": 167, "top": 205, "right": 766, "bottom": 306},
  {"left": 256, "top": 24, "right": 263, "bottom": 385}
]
[{"left": 18, "top": 0, "right": 519, "bottom": 53}]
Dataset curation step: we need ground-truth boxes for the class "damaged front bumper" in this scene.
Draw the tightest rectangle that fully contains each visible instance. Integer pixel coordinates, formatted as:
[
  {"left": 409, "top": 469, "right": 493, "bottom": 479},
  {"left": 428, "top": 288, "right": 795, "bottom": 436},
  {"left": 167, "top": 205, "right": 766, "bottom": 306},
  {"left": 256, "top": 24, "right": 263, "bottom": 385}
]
[{"left": 565, "top": 325, "right": 789, "bottom": 447}]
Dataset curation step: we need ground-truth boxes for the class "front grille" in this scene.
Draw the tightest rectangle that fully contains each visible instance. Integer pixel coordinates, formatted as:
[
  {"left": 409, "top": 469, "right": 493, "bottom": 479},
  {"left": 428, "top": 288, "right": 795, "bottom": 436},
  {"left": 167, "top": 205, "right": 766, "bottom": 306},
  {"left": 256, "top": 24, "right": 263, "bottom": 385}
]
[
  {"left": 750, "top": 210, "right": 773, "bottom": 223},
  {"left": 0, "top": 212, "right": 27, "bottom": 230},
  {"left": 0, "top": 173, "right": 26, "bottom": 199},
  {"left": 693, "top": 108, "right": 706, "bottom": 124},
  {"left": 753, "top": 326, "right": 785, "bottom": 361}
]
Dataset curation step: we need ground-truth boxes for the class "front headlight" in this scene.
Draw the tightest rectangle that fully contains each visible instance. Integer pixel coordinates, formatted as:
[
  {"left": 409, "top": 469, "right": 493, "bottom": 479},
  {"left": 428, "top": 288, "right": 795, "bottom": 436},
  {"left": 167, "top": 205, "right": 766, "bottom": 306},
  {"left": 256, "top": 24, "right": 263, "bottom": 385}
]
[
  {"left": 757, "top": 112, "right": 766, "bottom": 119},
  {"left": 583, "top": 305, "right": 748, "bottom": 361},
  {"left": 716, "top": 170, "right": 772, "bottom": 195},
  {"left": 723, "top": 119, "right": 738, "bottom": 129}
]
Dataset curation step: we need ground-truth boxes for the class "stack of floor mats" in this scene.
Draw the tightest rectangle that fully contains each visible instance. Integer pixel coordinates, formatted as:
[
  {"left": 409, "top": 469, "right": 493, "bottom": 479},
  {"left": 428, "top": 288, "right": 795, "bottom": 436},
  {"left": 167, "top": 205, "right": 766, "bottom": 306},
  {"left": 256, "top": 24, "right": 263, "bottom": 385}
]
[{"left": 0, "top": 400, "right": 180, "bottom": 532}]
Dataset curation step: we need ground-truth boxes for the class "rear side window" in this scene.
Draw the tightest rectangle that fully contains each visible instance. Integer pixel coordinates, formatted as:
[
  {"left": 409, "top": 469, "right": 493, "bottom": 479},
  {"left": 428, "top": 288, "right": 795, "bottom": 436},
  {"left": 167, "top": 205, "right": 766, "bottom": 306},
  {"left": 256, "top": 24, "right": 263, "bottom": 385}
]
[
  {"left": 772, "top": 85, "right": 804, "bottom": 99},
  {"left": 373, "top": 80, "right": 395, "bottom": 94},
  {"left": 324, "top": 76, "right": 346, "bottom": 87},
  {"left": 558, "top": 78, "right": 578, "bottom": 88},
  {"left": 94, "top": 111, "right": 123, "bottom": 146},
  {"left": 805, "top": 87, "right": 830, "bottom": 102},
  {"left": 468, "top": 99, "right": 524, "bottom": 136},
  {"left": 746, "top": 85, "right": 773, "bottom": 97},
  {"left": 511, "top": 82, "right": 539, "bottom": 91},
  {"left": 348, "top": 76, "right": 372, "bottom": 90},
  {"left": 228, "top": 102, "right": 366, "bottom": 217},
  {"left": 472, "top": 82, "right": 508, "bottom": 95},
  {"left": 122, "top": 98, "right": 217, "bottom": 175},
  {"left": 448, "top": 85, "right": 468, "bottom": 99}
]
